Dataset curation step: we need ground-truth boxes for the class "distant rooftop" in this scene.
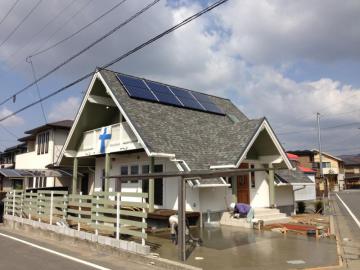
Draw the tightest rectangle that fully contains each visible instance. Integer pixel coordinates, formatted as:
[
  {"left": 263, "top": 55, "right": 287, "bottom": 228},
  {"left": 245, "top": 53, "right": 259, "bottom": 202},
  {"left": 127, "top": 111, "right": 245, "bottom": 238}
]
[{"left": 24, "top": 120, "right": 73, "bottom": 135}]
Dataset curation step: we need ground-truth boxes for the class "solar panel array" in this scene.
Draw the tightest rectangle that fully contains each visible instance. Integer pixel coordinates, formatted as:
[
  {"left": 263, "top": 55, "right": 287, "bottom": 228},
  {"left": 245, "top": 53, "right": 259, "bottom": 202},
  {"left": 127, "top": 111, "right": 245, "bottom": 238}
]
[{"left": 116, "top": 74, "right": 225, "bottom": 115}]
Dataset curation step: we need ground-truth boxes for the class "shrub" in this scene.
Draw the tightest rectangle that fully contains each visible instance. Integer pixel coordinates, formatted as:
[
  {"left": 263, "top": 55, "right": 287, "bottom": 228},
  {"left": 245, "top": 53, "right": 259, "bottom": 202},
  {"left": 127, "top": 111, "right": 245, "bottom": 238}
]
[
  {"left": 315, "top": 200, "right": 324, "bottom": 214},
  {"left": 297, "top": 201, "right": 306, "bottom": 214}
]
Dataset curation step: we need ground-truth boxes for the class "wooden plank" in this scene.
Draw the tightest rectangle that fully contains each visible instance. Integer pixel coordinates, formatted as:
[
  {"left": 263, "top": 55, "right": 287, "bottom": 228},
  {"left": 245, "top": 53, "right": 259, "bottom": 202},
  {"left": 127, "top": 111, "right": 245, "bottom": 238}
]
[
  {"left": 119, "top": 227, "right": 147, "bottom": 239},
  {"left": 120, "top": 201, "right": 147, "bottom": 208},
  {"left": 120, "top": 210, "right": 147, "bottom": 218},
  {"left": 38, "top": 190, "right": 68, "bottom": 195},
  {"left": 68, "top": 202, "right": 92, "bottom": 208},
  {"left": 119, "top": 219, "right": 147, "bottom": 229},
  {"left": 68, "top": 195, "right": 92, "bottom": 200},
  {"left": 91, "top": 199, "right": 117, "bottom": 206},
  {"left": 67, "top": 215, "right": 91, "bottom": 223},
  {"left": 90, "top": 223, "right": 116, "bottom": 233},
  {"left": 91, "top": 215, "right": 116, "bottom": 223},
  {"left": 91, "top": 207, "right": 117, "bottom": 214},
  {"left": 67, "top": 209, "right": 91, "bottom": 216}
]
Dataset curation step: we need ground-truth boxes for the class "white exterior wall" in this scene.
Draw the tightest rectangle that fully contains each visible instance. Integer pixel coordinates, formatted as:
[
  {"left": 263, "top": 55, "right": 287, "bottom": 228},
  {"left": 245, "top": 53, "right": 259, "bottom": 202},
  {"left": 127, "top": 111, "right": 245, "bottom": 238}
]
[
  {"left": 93, "top": 152, "right": 201, "bottom": 211},
  {"left": 249, "top": 163, "right": 270, "bottom": 208},
  {"left": 275, "top": 185, "right": 294, "bottom": 206},
  {"left": 293, "top": 174, "right": 316, "bottom": 201},
  {"left": 198, "top": 187, "right": 232, "bottom": 213},
  {"left": 15, "top": 128, "right": 69, "bottom": 188}
]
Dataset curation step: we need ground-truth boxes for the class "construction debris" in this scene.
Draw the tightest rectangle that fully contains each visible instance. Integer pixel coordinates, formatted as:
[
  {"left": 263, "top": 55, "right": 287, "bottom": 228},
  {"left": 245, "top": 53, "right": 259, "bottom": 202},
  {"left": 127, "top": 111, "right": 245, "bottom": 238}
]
[{"left": 263, "top": 213, "right": 332, "bottom": 238}]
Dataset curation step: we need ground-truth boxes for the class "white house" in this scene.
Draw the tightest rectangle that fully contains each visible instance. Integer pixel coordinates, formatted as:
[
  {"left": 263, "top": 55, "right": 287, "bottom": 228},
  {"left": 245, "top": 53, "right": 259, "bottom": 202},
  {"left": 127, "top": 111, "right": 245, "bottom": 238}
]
[
  {"left": 57, "top": 68, "right": 312, "bottom": 222},
  {"left": 13, "top": 120, "right": 74, "bottom": 189}
]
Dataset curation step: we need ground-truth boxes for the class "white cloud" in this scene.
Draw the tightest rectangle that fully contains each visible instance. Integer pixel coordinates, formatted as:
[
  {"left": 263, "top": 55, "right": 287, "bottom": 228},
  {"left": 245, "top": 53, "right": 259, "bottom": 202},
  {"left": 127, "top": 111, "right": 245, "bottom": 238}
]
[
  {"left": 48, "top": 96, "right": 80, "bottom": 122},
  {"left": 0, "top": 108, "right": 24, "bottom": 127},
  {"left": 0, "top": 0, "right": 359, "bottom": 154}
]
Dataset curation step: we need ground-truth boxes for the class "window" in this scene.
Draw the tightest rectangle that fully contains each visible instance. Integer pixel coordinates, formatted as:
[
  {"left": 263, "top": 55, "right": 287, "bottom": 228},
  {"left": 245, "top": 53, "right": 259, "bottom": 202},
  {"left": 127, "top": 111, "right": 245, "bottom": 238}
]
[
  {"left": 142, "top": 164, "right": 163, "bottom": 205},
  {"left": 250, "top": 164, "right": 255, "bottom": 188},
  {"left": 37, "top": 131, "right": 50, "bottom": 155},
  {"left": 318, "top": 162, "right": 331, "bottom": 169},
  {"left": 130, "top": 165, "right": 139, "bottom": 175},
  {"left": 120, "top": 166, "right": 128, "bottom": 176}
]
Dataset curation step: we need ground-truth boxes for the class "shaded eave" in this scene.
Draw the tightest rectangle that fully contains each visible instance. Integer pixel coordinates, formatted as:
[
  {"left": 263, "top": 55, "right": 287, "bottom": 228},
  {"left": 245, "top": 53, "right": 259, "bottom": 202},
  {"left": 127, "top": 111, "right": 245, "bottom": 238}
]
[{"left": 25, "top": 120, "right": 73, "bottom": 135}]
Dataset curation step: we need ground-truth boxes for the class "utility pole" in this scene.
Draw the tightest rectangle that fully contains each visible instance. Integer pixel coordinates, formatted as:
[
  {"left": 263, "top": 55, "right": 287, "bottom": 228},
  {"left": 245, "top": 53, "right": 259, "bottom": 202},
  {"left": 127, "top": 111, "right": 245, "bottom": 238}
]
[{"left": 317, "top": 113, "right": 330, "bottom": 201}]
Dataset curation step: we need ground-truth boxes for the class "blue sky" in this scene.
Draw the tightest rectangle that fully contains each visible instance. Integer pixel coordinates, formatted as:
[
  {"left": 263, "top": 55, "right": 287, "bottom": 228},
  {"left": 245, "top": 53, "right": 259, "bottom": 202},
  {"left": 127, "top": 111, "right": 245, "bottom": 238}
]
[{"left": 0, "top": 0, "right": 360, "bottom": 155}]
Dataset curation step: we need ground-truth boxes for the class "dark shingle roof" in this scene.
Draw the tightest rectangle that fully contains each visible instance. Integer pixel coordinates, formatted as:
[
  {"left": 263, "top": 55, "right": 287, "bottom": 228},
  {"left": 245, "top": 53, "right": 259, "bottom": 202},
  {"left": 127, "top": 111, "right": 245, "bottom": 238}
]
[
  {"left": 99, "top": 69, "right": 264, "bottom": 170},
  {"left": 25, "top": 120, "right": 73, "bottom": 135},
  {"left": 275, "top": 169, "right": 314, "bottom": 184}
]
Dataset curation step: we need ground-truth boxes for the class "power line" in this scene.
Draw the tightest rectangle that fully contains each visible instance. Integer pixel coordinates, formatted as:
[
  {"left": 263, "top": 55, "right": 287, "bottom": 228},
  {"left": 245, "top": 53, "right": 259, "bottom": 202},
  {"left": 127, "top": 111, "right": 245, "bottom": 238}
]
[
  {"left": 0, "top": 0, "right": 160, "bottom": 107},
  {"left": 27, "top": 57, "right": 47, "bottom": 123},
  {"left": 30, "top": 0, "right": 128, "bottom": 58},
  {"left": 277, "top": 121, "right": 360, "bottom": 136},
  {"left": 29, "top": 0, "right": 94, "bottom": 57},
  {"left": 7, "top": 0, "right": 78, "bottom": 66},
  {"left": 0, "top": 124, "right": 19, "bottom": 138},
  {"left": 0, "top": 0, "right": 43, "bottom": 49},
  {"left": 0, "top": 0, "right": 229, "bottom": 123},
  {"left": 0, "top": 0, "right": 21, "bottom": 28}
]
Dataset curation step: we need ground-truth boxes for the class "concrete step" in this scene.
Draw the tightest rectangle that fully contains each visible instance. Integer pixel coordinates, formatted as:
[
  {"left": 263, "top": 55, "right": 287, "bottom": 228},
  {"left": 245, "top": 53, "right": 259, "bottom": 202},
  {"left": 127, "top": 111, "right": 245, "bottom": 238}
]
[
  {"left": 219, "top": 212, "right": 252, "bottom": 229},
  {"left": 256, "top": 213, "right": 288, "bottom": 221},
  {"left": 254, "top": 208, "right": 281, "bottom": 215},
  {"left": 255, "top": 212, "right": 287, "bottom": 219}
]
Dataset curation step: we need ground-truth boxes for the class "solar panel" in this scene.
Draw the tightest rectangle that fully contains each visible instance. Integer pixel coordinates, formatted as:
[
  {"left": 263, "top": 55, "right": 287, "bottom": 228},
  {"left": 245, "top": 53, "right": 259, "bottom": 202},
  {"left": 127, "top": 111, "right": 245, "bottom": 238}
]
[
  {"left": 145, "top": 80, "right": 182, "bottom": 106},
  {"left": 169, "top": 86, "right": 204, "bottom": 111},
  {"left": 191, "top": 92, "right": 224, "bottom": 115},
  {"left": 117, "top": 74, "right": 157, "bottom": 102}
]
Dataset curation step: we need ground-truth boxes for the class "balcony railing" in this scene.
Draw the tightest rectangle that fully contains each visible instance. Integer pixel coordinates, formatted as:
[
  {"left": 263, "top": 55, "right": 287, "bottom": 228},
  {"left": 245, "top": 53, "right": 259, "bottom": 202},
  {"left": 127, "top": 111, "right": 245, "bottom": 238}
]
[{"left": 77, "top": 122, "right": 141, "bottom": 157}]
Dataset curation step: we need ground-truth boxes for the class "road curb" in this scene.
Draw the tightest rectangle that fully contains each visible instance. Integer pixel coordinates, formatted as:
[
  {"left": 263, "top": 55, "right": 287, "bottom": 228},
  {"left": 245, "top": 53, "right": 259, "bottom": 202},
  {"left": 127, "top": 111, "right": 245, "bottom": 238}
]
[{"left": 1, "top": 220, "right": 201, "bottom": 270}]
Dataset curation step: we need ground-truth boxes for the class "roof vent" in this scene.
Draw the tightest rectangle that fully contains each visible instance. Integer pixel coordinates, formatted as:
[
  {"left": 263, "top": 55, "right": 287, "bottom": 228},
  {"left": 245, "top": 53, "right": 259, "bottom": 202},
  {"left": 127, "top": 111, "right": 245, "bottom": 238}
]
[{"left": 227, "top": 114, "right": 240, "bottom": 124}]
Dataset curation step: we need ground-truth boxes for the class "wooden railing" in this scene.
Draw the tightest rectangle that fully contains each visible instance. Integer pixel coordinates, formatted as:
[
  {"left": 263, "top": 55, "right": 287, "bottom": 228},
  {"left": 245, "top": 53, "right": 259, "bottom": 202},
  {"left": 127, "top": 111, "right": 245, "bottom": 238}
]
[{"left": 4, "top": 190, "right": 148, "bottom": 244}]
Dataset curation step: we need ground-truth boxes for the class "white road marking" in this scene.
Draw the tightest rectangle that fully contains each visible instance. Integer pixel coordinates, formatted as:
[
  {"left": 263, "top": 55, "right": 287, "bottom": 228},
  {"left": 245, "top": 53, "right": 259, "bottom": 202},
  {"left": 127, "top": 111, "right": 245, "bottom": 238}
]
[
  {"left": 336, "top": 193, "right": 360, "bottom": 229},
  {"left": 0, "top": 232, "right": 112, "bottom": 270}
]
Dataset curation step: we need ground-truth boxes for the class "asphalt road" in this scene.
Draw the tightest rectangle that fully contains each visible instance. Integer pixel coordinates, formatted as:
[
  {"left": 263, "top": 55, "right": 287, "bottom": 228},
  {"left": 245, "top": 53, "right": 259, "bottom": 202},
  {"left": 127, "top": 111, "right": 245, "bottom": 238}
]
[
  {"left": 0, "top": 228, "right": 154, "bottom": 270},
  {"left": 336, "top": 190, "right": 360, "bottom": 224}
]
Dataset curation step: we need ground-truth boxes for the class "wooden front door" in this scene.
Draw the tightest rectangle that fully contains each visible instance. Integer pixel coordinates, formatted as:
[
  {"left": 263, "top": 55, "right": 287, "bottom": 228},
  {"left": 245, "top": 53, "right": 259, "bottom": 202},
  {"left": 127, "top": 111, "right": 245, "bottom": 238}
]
[{"left": 237, "top": 163, "right": 250, "bottom": 204}]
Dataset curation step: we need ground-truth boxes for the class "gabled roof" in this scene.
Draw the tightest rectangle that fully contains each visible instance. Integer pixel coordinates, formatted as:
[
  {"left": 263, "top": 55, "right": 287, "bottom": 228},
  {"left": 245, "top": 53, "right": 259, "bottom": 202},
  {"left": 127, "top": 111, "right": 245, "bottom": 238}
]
[
  {"left": 60, "top": 69, "right": 292, "bottom": 170},
  {"left": 312, "top": 149, "right": 343, "bottom": 162},
  {"left": 25, "top": 120, "right": 73, "bottom": 135}
]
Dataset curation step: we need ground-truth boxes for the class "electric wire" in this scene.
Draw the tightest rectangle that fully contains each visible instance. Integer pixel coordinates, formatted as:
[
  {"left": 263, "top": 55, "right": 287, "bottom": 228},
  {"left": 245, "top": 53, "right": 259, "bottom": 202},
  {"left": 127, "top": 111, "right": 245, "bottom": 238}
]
[
  {"left": 29, "top": 0, "right": 94, "bottom": 57},
  {"left": 0, "top": 0, "right": 229, "bottom": 123},
  {"left": 0, "top": 0, "right": 21, "bottom": 28},
  {"left": 30, "top": 0, "right": 128, "bottom": 58},
  {"left": 27, "top": 57, "right": 47, "bottom": 123},
  {"left": 7, "top": 0, "right": 78, "bottom": 66},
  {"left": 0, "top": 0, "right": 160, "bottom": 107},
  {"left": 0, "top": 0, "right": 43, "bottom": 49}
]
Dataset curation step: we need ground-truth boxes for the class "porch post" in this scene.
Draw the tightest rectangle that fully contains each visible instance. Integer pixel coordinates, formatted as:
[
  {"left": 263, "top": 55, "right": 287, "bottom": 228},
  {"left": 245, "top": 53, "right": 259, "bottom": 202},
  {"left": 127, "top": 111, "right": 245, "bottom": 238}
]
[
  {"left": 268, "top": 163, "right": 275, "bottom": 208},
  {"left": 231, "top": 176, "right": 237, "bottom": 203},
  {"left": 104, "top": 153, "right": 111, "bottom": 192},
  {"left": 149, "top": 157, "right": 155, "bottom": 213},
  {"left": 72, "top": 157, "right": 78, "bottom": 194},
  {"left": 178, "top": 176, "right": 186, "bottom": 261}
]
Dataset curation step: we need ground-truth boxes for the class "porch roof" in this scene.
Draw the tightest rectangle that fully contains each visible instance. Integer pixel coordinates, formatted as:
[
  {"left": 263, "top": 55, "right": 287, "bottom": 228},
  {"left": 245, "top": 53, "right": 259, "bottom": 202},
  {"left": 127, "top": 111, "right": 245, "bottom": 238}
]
[
  {"left": 0, "top": 169, "right": 34, "bottom": 178},
  {"left": 275, "top": 169, "right": 314, "bottom": 185}
]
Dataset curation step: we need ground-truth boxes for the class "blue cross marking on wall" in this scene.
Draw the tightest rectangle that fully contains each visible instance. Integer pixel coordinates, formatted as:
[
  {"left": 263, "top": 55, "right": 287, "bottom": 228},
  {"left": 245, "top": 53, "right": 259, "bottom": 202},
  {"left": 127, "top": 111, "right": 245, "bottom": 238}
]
[{"left": 99, "top": 127, "right": 112, "bottom": 154}]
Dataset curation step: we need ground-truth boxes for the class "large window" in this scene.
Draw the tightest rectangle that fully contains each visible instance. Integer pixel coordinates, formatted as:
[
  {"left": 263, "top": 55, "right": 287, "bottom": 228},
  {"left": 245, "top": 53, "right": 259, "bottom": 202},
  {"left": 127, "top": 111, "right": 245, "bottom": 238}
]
[
  {"left": 37, "top": 131, "right": 49, "bottom": 155},
  {"left": 142, "top": 164, "right": 163, "bottom": 205}
]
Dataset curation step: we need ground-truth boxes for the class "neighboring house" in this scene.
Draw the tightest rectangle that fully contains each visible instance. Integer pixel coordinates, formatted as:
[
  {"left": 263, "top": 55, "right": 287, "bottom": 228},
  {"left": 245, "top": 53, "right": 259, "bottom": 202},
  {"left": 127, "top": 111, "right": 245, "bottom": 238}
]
[
  {"left": 0, "top": 143, "right": 27, "bottom": 169},
  {"left": 289, "top": 150, "right": 345, "bottom": 192},
  {"left": 339, "top": 154, "right": 360, "bottom": 189},
  {"left": 0, "top": 143, "right": 27, "bottom": 191},
  {"left": 312, "top": 150, "right": 345, "bottom": 191},
  {"left": 57, "top": 68, "right": 311, "bottom": 219},
  {"left": 285, "top": 153, "right": 316, "bottom": 202},
  {"left": 0, "top": 120, "right": 74, "bottom": 191}
]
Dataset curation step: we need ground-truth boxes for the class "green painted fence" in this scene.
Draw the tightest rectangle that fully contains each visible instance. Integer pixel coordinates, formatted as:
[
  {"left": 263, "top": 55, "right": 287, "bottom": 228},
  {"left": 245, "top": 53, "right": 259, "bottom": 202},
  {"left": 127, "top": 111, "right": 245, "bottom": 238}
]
[{"left": 4, "top": 190, "right": 148, "bottom": 244}]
